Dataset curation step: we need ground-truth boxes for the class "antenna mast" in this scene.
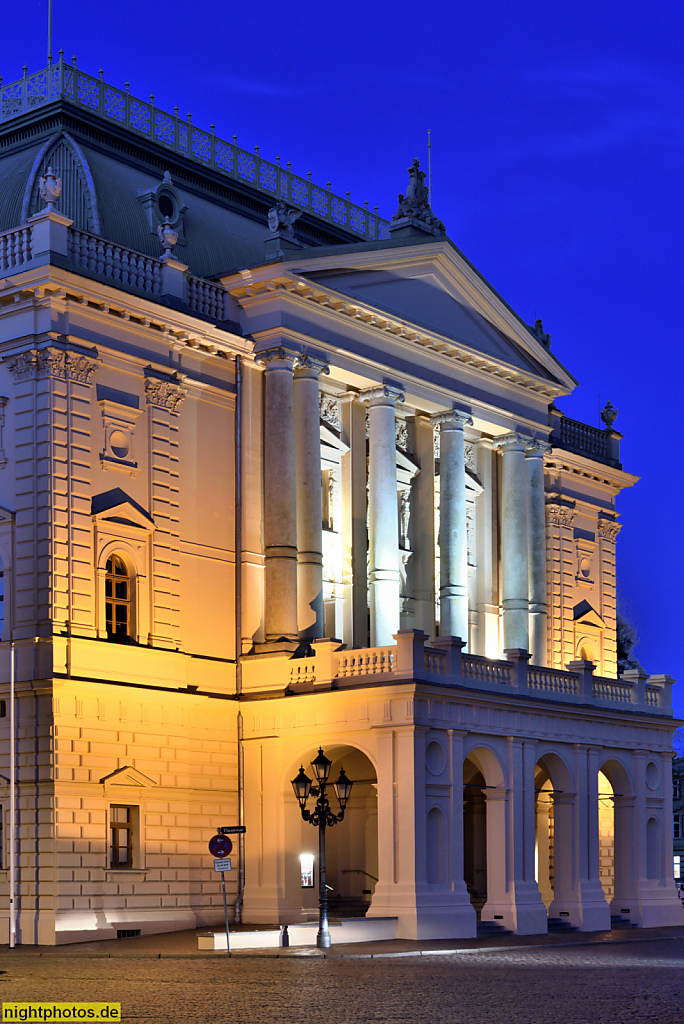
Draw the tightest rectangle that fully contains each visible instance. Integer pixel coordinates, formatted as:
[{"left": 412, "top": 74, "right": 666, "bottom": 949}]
[
  {"left": 427, "top": 129, "right": 432, "bottom": 205},
  {"left": 48, "top": 0, "right": 53, "bottom": 61}
]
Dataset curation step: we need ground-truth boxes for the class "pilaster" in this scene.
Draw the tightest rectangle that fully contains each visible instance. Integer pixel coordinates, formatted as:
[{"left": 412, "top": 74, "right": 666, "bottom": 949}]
[
  {"left": 7, "top": 344, "right": 98, "bottom": 640},
  {"left": 597, "top": 515, "right": 621, "bottom": 678},
  {"left": 144, "top": 370, "right": 186, "bottom": 648},
  {"left": 525, "top": 439, "right": 550, "bottom": 666}
]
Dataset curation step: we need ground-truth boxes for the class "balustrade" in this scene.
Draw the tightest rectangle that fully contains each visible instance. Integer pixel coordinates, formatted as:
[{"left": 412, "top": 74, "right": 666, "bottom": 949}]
[{"left": 0, "top": 226, "right": 32, "bottom": 270}]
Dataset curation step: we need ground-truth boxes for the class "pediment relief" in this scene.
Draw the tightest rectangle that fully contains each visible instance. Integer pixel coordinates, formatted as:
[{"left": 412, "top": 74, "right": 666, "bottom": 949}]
[
  {"left": 0, "top": 503, "right": 14, "bottom": 522},
  {"left": 100, "top": 765, "right": 157, "bottom": 787}
]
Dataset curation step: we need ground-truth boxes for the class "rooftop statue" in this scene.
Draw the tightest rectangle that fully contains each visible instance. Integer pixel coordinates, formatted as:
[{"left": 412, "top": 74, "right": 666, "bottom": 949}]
[
  {"left": 390, "top": 158, "right": 445, "bottom": 237},
  {"left": 267, "top": 199, "right": 302, "bottom": 240}
]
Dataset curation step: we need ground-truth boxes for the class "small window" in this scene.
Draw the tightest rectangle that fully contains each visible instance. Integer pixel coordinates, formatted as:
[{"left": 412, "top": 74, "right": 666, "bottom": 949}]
[
  {"left": 0, "top": 564, "right": 5, "bottom": 637},
  {"left": 157, "top": 191, "right": 176, "bottom": 221},
  {"left": 110, "top": 805, "right": 134, "bottom": 868},
  {"left": 675, "top": 815, "right": 682, "bottom": 840},
  {"left": 0, "top": 700, "right": 5, "bottom": 717},
  {"left": 105, "top": 555, "right": 131, "bottom": 642}
]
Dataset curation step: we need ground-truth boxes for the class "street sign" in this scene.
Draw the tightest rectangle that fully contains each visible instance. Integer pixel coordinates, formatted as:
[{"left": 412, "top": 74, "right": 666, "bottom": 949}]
[
  {"left": 214, "top": 858, "right": 232, "bottom": 872},
  {"left": 208, "top": 834, "right": 233, "bottom": 857},
  {"left": 217, "top": 826, "right": 246, "bottom": 835}
]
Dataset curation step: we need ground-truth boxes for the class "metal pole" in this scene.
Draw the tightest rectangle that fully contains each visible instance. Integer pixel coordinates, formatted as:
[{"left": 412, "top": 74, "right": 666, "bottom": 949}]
[
  {"left": 48, "top": 0, "right": 53, "bottom": 62},
  {"left": 221, "top": 871, "right": 231, "bottom": 954},
  {"left": 317, "top": 816, "right": 330, "bottom": 948},
  {"left": 427, "top": 129, "right": 432, "bottom": 207},
  {"left": 9, "top": 641, "right": 15, "bottom": 948}
]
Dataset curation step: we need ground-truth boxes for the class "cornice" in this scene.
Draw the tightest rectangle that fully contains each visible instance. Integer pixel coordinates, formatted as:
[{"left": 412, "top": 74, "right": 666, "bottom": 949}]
[
  {"left": 224, "top": 271, "right": 567, "bottom": 401},
  {"left": 0, "top": 264, "right": 251, "bottom": 359},
  {"left": 546, "top": 447, "right": 639, "bottom": 492}
]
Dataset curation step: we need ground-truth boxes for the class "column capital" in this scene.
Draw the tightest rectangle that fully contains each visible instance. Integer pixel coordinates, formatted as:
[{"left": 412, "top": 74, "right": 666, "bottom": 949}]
[
  {"left": 524, "top": 437, "right": 552, "bottom": 457},
  {"left": 597, "top": 516, "right": 621, "bottom": 543},
  {"left": 359, "top": 383, "right": 405, "bottom": 407},
  {"left": 294, "top": 352, "right": 330, "bottom": 377},
  {"left": 253, "top": 345, "right": 300, "bottom": 370},
  {"left": 431, "top": 408, "right": 473, "bottom": 430},
  {"left": 493, "top": 431, "right": 530, "bottom": 453}
]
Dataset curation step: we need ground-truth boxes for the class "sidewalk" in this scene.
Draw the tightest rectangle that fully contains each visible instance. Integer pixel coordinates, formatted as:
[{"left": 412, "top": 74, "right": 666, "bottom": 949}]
[{"left": 2, "top": 923, "right": 684, "bottom": 959}]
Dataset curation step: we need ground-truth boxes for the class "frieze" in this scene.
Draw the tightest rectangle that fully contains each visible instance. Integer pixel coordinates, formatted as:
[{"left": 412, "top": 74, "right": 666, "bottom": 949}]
[
  {"left": 7, "top": 347, "right": 97, "bottom": 383},
  {"left": 597, "top": 517, "right": 621, "bottom": 543},
  {"left": 546, "top": 502, "right": 577, "bottom": 527},
  {"left": 144, "top": 377, "right": 187, "bottom": 412}
]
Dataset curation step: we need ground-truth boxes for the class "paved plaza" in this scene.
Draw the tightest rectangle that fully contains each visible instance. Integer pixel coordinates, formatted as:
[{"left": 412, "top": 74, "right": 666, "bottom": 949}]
[{"left": 1, "top": 932, "right": 683, "bottom": 1024}]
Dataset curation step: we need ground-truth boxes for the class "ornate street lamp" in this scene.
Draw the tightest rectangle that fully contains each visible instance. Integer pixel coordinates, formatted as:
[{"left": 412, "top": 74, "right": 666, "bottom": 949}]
[{"left": 291, "top": 748, "right": 353, "bottom": 948}]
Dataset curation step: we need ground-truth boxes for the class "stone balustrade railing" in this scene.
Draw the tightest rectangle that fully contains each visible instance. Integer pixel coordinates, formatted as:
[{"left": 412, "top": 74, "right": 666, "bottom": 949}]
[
  {"left": 0, "top": 225, "right": 32, "bottom": 270},
  {"left": 0, "top": 216, "right": 226, "bottom": 320},
  {"left": 240, "top": 629, "right": 674, "bottom": 715}
]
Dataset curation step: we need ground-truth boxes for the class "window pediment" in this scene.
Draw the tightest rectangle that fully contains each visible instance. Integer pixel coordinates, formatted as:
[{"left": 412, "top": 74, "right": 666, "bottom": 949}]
[{"left": 100, "top": 765, "right": 157, "bottom": 787}]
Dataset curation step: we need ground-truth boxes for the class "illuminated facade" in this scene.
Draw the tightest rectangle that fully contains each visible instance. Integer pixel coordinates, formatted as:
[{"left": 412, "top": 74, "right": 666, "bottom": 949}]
[{"left": 0, "top": 59, "right": 680, "bottom": 944}]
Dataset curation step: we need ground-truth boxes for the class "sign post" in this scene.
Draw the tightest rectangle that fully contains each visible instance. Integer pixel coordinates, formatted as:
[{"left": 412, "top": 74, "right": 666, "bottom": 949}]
[{"left": 208, "top": 833, "right": 234, "bottom": 952}]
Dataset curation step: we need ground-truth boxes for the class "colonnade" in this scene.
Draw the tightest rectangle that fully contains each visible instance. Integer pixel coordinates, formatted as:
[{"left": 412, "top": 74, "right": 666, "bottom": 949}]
[{"left": 257, "top": 345, "right": 551, "bottom": 661}]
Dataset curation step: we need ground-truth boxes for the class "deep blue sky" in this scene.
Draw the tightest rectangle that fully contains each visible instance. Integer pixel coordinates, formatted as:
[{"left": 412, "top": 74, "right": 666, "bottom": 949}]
[{"left": 4, "top": 2, "right": 683, "bottom": 713}]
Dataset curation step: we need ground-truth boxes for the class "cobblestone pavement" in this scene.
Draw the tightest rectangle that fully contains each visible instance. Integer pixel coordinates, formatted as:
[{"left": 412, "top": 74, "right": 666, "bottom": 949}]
[{"left": 1, "top": 939, "right": 684, "bottom": 1024}]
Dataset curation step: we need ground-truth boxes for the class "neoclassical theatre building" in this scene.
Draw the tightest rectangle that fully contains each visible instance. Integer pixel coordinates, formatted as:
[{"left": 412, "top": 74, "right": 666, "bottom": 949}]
[{"left": 0, "top": 58, "right": 680, "bottom": 944}]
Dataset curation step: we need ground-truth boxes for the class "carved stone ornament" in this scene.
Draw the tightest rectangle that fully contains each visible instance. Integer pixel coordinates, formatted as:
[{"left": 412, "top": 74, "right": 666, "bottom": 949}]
[
  {"left": 267, "top": 199, "right": 302, "bottom": 239},
  {"left": 39, "top": 166, "right": 62, "bottom": 209},
  {"left": 144, "top": 377, "right": 187, "bottom": 412},
  {"left": 7, "top": 348, "right": 97, "bottom": 383},
  {"left": 390, "top": 159, "right": 445, "bottom": 237},
  {"left": 320, "top": 393, "right": 340, "bottom": 429},
  {"left": 597, "top": 517, "right": 621, "bottom": 543},
  {"left": 600, "top": 401, "right": 618, "bottom": 429},
  {"left": 157, "top": 217, "right": 178, "bottom": 255},
  {"left": 396, "top": 420, "right": 411, "bottom": 454},
  {"left": 546, "top": 502, "right": 577, "bottom": 527}
]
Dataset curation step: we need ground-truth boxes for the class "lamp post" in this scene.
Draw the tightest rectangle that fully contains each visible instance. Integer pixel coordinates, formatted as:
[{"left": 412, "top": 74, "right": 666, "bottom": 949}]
[{"left": 291, "top": 748, "right": 353, "bottom": 949}]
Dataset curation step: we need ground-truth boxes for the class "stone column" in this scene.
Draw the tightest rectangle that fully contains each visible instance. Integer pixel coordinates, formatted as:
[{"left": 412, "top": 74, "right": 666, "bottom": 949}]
[
  {"left": 361, "top": 384, "right": 404, "bottom": 647},
  {"left": 569, "top": 744, "right": 610, "bottom": 930},
  {"left": 411, "top": 414, "right": 436, "bottom": 637},
  {"left": 494, "top": 433, "right": 530, "bottom": 652},
  {"left": 294, "top": 354, "right": 329, "bottom": 641},
  {"left": 257, "top": 347, "right": 298, "bottom": 643},
  {"left": 433, "top": 409, "right": 472, "bottom": 644},
  {"left": 525, "top": 439, "right": 550, "bottom": 665},
  {"left": 340, "top": 392, "right": 368, "bottom": 648}
]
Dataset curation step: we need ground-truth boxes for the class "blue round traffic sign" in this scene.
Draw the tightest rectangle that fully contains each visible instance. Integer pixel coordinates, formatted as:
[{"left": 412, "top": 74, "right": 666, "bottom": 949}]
[{"left": 209, "top": 834, "right": 233, "bottom": 857}]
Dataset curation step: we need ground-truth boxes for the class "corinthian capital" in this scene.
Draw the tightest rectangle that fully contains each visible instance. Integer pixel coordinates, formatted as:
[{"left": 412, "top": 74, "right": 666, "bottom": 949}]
[
  {"left": 144, "top": 375, "right": 187, "bottom": 412},
  {"left": 597, "top": 517, "right": 621, "bottom": 543},
  {"left": 7, "top": 346, "right": 98, "bottom": 384},
  {"left": 546, "top": 502, "right": 576, "bottom": 527}
]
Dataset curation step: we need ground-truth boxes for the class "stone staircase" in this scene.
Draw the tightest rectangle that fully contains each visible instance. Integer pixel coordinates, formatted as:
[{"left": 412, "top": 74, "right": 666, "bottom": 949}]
[
  {"left": 476, "top": 919, "right": 512, "bottom": 938},
  {"left": 547, "top": 917, "right": 579, "bottom": 933},
  {"left": 327, "top": 895, "right": 370, "bottom": 919},
  {"left": 610, "top": 914, "right": 638, "bottom": 930}
]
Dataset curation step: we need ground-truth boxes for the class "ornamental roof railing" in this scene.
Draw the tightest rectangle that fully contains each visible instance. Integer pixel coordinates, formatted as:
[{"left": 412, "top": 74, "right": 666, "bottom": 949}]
[{"left": 0, "top": 57, "right": 391, "bottom": 244}]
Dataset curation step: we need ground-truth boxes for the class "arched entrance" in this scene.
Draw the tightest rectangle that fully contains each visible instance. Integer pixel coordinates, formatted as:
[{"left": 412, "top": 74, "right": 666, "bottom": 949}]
[
  {"left": 463, "top": 747, "right": 506, "bottom": 922},
  {"left": 534, "top": 752, "right": 574, "bottom": 921},
  {"left": 599, "top": 759, "right": 634, "bottom": 920},
  {"left": 288, "top": 745, "right": 378, "bottom": 920}
]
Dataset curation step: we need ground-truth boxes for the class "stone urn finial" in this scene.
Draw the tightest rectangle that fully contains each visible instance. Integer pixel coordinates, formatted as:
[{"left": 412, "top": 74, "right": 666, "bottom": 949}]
[
  {"left": 157, "top": 217, "right": 178, "bottom": 257},
  {"left": 39, "top": 166, "right": 62, "bottom": 210},
  {"left": 600, "top": 401, "right": 618, "bottom": 429}
]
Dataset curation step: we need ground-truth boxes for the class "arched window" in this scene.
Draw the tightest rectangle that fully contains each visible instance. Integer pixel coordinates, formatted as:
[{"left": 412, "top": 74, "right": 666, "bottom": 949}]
[{"left": 105, "top": 555, "right": 132, "bottom": 642}]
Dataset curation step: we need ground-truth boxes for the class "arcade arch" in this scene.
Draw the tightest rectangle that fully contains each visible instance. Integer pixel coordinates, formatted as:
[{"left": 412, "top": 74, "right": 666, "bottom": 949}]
[
  {"left": 598, "top": 759, "right": 633, "bottom": 914},
  {"left": 284, "top": 744, "right": 378, "bottom": 918},
  {"left": 534, "top": 752, "right": 573, "bottom": 917},
  {"left": 463, "top": 746, "right": 506, "bottom": 918}
]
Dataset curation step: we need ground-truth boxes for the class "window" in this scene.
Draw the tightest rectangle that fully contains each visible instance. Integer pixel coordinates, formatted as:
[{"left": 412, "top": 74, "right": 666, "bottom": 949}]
[
  {"left": 675, "top": 855, "right": 681, "bottom": 880},
  {"left": 0, "top": 561, "right": 5, "bottom": 637},
  {"left": 675, "top": 815, "right": 682, "bottom": 840},
  {"left": 110, "top": 805, "right": 134, "bottom": 868},
  {"left": 674, "top": 779, "right": 682, "bottom": 801},
  {"left": 105, "top": 555, "right": 131, "bottom": 642}
]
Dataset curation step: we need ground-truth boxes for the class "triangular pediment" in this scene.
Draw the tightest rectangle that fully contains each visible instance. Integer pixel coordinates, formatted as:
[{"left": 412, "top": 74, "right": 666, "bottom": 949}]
[
  {"left": 573, "top": 600, "right": 605, "bottom": 629},
  {"left": 0, "top": 503, "right": 14, "bottom": 522},
  {"left": 295, "top": 243, "right": 575, "bottom": 392},
  {"left": 92, "top": 489, "right": 154, "bottom": 532},
  {"left": 100, "top": 765, "right": 157, "bottom": 787}
]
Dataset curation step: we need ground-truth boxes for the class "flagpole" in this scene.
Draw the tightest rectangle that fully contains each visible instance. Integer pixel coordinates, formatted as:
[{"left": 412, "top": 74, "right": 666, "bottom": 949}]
[
  {"left": 427, "top": 129, "right": 432, "bottom": 206},
  {"left": 48, "top": 0, "right": 53, "bottom": 62}
]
